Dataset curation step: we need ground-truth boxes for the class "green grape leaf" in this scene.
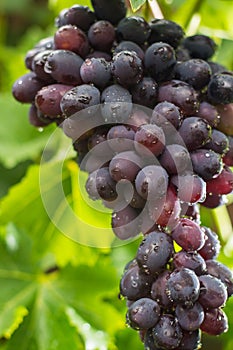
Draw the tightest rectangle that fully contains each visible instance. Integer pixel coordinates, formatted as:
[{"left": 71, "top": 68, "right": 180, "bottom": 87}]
[
  {"left": 0, "top": 93, "right": 55, "bottom": 168},
  {"left": 0, "top": 160, "right": 113, "bottom": 264},
  {"left": 0, "top": 94, "right": 53, "bottom": 168},
  {"left": 0, "top": 161, "right": 31, "bottom": 199},
  {"left": 0, "top": 209, "right": 124, "bottom": 349},
  {"left": 129, "top": 0, "right": 147, "bottom": 12}
]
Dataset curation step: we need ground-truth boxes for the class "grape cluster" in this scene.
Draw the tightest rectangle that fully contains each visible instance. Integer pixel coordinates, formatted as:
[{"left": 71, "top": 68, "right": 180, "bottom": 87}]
[
  {"left": 121, "top": 222, "right": 233, "bottom": 349},
  {"left": 12, "top": 1, "right": 233, "bottom": 349}
]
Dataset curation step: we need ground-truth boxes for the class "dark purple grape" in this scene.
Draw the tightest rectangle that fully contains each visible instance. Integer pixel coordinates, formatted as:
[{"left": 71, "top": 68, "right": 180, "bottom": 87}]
[
  {"left": 85, "top": 167, "right": 117, "bottom": 201},
  {"left": 190, "top": 149, "right": 223, "bottom": 180},
  {"left": 208, "top": 61, "right": 228, "bottom": 75},
  {"left": 112, "top": 205, "right": 140, "bottom": 240},
  {"left": 224, "top": 136, "right": 233, "bottom": 165},
  {"left": 148, "top": 19, "right": 184, "bottom": 48},
  {"left": 166, "top": 268, "right": 200, "bottom": 305},
  {"left": 80, "top": 153, "right": 109, "bottom": 173},
  {"left": 109, "top": 151, "right": 143, "bottom": 182},
  {"left": 80, "top": 57, "right": 111, "bottom": 89},
  {"left": 120, "top": 260, "right": 152, "bottom": 300},
  {"left": 101, "top": 84, "right": 132, "bottom": 123},
  {"left": 127, "top": 298, "right": 161, "bottom": 330},
  {"left": 127, "top": 109, "right": 150, "bottom": 132},
  {"left": 152, "top": 314, "right": 183, "bottom": 349},
  {"left": 178, "top": 117, "right": 212, "bottom": 151},
  {"left": 139, "top": 209, "right": 160, "bottom": 236},
  {"left": 62, "top": 112, "right": 101, "bottom": 142},
  {"left": 175, "top": 59, "right": 211, "bottom": 90},
  {"left": 86, "top": 50, "right": 111, "bottom": 61},
  {"left": 101, "top": 179, "right": 127, "bottom": 211},
  {"left": 117, "top": 16, "right": 151, "bottom": 45},
  {"left": 134, "top": 124, "right": 165, "bottom": 157},
  {"left": 198, "top": 226, "right": 221, "bottom": 260},
  {"left": 215, "top": 103, "right": 233, "bottom": 136},
  {"left": 44, "top": 49, "right": 83, "bottom": 85},
  {"left": 198, "top": 274, "right": 227, "bottom": 309},
  {"left": 123, "top": 185, "right": 146, "bottom": 209},
  {"left": 135, "top": 165, "right": 168, "bottom": 200},
  {"left": 206, "top": 166, "right": 233, "bottom": 195},
  {"left": 54, "top": 24, "right": 89, "bottom": 58},
  {"left": 145, "top": 42, "right": 176, "bottom": 82},
  {"left": 173, "top": 329, "right": 201, "bottom": 350},
  {"left": 143, "top": 330, "right": 158, "bottom": 350},
  {"left": 74, "top": 139, "right": 89, "bottom": 165},
  {"left": 157, "top": 80, "right": 199, "bottom": 115},
  {"left": 88, "top": 20, "right": 115, "bottom": 52},
  {"left": 207, "top": 73, "right": 233, "bottom": 104},
  {"left": 152, "top": 101, "right": 182, "bottom": 131},
  {"left": 28, "top": 103, "right": 51, "bottom": 127},
  {"left": 107, "top": 125, "right": 135, "bottom": 153},
  {"left": 171, "top": 173, "right": 206, "bottom": 204},
  {"left": 148, "top": 184, "right": 181, "bottom": 229},
  {"left": 151, "top": 270, "right": 173, "bottom": 309},
  {"left": 85, "top": 171, "right": 100, "bottom": 200},
  {"left": 111, "top": 50, "right": 143, "bottom": 88},
  {"left": 175, "top": 46, "right": 191, "bottom": 62},
  {"left": 114, "top": 41, "right": 144, "bottom": 61},
  {"left": 60, "top": 84, "right": 100, "bottom": 117},
  {"left": 196, "top": 101, "right": 220, "bottom": 127},
  {"left": 136, "top": 231, "right": 174, "bottom": 274},
  {"left": 91, "top": 0, "right": 126, "bottom": 25},
  {"left": 25, "top": 47, "right": 45, "bottom": 70},
  {"left": 200, "top": 308, "right": 228, "bottom": 335},
  {"left": 175, "top": 302, "right": 204, "bottom": 331},
  {"left": 183, "top": 35, "right": 217, "bottom": 60},
  {"left": 31, "top": 50, "right": 55, "bottom": 82},
  {"left": 55, "top": 5, "right": 96, "bottom": 31},
  {"left": 206, "top": 260, "right": 233, "bottom": 297},
  {"left": 171, "top": 218, "right": 205, "bottom": 252},
  {"left": 34, "top": 36, "right": 55, "bottom": 50},
  {"left": 173, "top": 251, "right": 206, "bottom": 276},
  {"left": 131, "top": 77, "right": 158, "bottom": 109},
  {"left": 88, "top": 126, "right": 113, "bottom": 158},
  {"left": 180, "top": 203, "right": 201, "bottom": 223},
  {"left": 35, "top": 83, "right": 73, "bottom": 118},
  {"left": 159, "top": 144, "right": 191, "bottom": 175},
  {"left": 204, "top": 129, "right": 229, "bottom": 155},
  {"left": 201, "top": 193, "right": 226, "bottom": 209},
  {"left": 12, "top": 72, "right": 46, "bottom": 103}
]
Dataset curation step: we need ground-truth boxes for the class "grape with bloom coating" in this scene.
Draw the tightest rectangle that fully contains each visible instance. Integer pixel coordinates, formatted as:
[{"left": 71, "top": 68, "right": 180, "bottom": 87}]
[
  {"left": 134, "top": 124, "right": 165, "bottom": 157},
  {"left": 166, "top": 268, "right": 200, "bottom": 305},
  {"left": 127, "top": 298, "right": 161, "bottom": 330},
  {"left": 200, "top": 308, "right": 228, "bottom": 336},
  {"left": 136, "top": 231, "right": 174, "bottom": 274},
  {"left": 171, "top": 218, "right": 205, "bottom": 251},
  {"left": 111, "top": 50, "right": 143, "bottom": 88},
  {"left": 152, "top": 314, "right": 183, "bottom": 349}
]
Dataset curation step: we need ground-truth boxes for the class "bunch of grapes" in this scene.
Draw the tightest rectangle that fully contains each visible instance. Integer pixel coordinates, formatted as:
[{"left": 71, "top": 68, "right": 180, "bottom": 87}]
[{"left": 12, "top": 0, "right": 233, "bottom": 349}]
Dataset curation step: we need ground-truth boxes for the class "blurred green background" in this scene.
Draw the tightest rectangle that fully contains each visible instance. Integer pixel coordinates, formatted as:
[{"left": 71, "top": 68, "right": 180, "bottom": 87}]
[{"left": 0, "top": 0, "right": 233, "bottom": 349}]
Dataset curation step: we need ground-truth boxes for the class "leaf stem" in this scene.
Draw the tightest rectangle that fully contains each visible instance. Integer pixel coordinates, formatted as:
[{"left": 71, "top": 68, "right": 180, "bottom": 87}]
[{"left": 148, "top": 0, "right": 164, "bottom": 19}]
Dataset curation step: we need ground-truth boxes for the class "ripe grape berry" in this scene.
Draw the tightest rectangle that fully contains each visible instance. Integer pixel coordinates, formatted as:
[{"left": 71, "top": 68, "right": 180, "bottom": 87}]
[
  {"left": 111, "top": 50, "right": 143, "bottom": 88},
  {"left": 12, "top": 2, "right": 233, "bottom": 349},
  {"left": 55, "top": 5, "right": 96, "bottom": 31},
  {"left": 145, "top": 42, "right": 176, "bottom": 81}
]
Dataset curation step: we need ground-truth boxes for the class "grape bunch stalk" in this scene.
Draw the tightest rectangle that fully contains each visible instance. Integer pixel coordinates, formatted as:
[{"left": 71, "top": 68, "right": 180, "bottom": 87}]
[{"left": 12, "top": 0, "right": 233, "bottom": 349}]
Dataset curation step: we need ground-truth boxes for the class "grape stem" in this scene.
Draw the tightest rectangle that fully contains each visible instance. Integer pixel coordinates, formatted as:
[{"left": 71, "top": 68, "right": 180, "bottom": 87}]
[{"left": 148, "top": 0, "right": 164, "bottom": 19}]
